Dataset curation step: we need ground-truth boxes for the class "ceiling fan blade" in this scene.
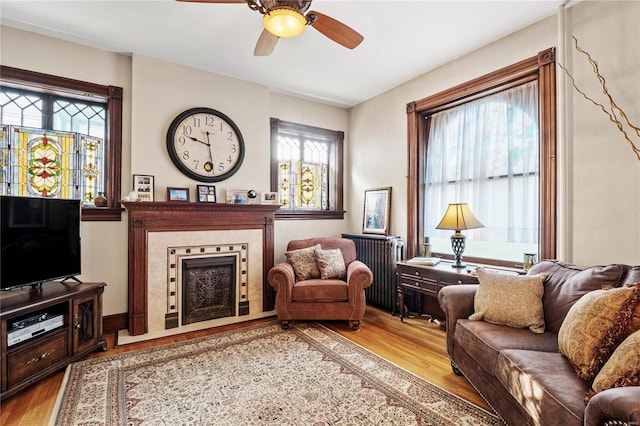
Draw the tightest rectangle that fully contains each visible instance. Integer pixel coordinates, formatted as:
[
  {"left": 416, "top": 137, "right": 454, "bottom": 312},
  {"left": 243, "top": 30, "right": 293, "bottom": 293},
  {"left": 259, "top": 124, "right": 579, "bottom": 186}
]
[
  {"left": 176, "top": 0, "right": 245, "bottom": 3},
  {"left": 308, "top": 10, "right": 363, "bottom": 49},
  {"left": 254, "top": 29, "right": 279, "bottom": 56}
]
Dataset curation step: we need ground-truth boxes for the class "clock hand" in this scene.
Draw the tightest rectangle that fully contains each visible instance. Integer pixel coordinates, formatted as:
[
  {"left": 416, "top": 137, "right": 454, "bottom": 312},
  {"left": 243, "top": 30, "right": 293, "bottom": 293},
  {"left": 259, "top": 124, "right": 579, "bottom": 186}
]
[
  {"left": 186, "top": 136, "right": 209, "bottom": 146},
  {"left": 205, "top": 131, "right": 215, "bottom": 161}
]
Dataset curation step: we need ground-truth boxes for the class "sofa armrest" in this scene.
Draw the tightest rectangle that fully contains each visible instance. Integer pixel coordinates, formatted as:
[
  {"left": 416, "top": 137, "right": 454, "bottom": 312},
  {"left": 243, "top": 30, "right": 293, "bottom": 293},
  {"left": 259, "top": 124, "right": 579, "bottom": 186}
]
[
  {"left": 585, "top": 387, "right": 640, "bottom": 426},
  {"left": 347, "top": 260, "right": 374, "bottom": 291},
  {"left": 267, "top": 262, "right": 295, "bottom": 304},
  {"left": 437, "top": 284, "right": 478, "bottom": 360}
]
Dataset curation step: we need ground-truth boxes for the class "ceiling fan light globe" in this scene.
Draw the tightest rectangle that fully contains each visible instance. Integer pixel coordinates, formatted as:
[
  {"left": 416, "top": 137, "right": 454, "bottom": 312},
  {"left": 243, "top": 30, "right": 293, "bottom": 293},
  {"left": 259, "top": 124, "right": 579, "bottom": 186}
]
[{"left": 263, "top": 8, "right": 307, "bottom": 38}]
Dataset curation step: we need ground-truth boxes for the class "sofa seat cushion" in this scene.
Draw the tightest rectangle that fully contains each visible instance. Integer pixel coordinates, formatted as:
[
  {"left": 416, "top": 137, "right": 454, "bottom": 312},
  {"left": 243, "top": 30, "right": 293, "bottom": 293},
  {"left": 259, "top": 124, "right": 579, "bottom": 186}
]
[
  {"left": 454, "top": 319, "right": 559, "bottom": 376},
  {"left": 292, "top": 279, "right": 348, "bottom": 302},
  {"left": 496, "top": 349, "right": 590, "bottom": 425}
]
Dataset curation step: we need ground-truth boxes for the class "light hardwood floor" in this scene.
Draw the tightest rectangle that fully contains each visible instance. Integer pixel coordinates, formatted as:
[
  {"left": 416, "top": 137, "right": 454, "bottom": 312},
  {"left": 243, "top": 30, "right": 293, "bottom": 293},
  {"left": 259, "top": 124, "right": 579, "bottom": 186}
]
[{"left": 1, "top": 306, "right": 489, "bottom": 425}]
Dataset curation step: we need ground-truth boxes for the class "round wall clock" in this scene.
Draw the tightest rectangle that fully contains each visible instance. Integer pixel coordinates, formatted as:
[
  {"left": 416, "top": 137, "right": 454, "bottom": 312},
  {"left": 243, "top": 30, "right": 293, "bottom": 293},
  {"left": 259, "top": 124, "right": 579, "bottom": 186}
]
[{"left": 166, "top": 107, "right": 245, "bottom": 182}]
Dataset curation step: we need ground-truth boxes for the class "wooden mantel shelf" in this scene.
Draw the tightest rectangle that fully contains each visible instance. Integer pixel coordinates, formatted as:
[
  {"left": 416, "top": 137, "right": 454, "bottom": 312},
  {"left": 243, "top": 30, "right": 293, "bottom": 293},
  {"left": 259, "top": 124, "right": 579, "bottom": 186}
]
[{"left": 122, "top": 201, "right": 279, "bottom": 336}]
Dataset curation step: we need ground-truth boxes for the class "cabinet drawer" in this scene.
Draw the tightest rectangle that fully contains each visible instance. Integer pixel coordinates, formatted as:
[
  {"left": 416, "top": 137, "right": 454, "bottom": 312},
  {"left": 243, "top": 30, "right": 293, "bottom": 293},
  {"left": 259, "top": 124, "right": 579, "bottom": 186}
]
[
  {"left": 400, "top": 267, "right": 438, "bottom": 281},
  {"left": 439, "top": 274, "right": 478, "bottom": 286},
  {"left": 400, "top": 276, "right": 438, "bottom": 293},
  {"left": 8, "top": 331, "right": 69, "bottom": 386}
]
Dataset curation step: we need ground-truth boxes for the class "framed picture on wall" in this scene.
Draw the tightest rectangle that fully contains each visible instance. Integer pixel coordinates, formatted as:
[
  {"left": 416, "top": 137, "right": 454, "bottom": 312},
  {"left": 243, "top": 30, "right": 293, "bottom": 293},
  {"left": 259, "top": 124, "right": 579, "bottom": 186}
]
[
  {"left": 197, "top": 185, "right": 217, "bottom": 203},
  {"left": 363, "top": 187, "right": 391, "bottom": 235},
  {"left": 133, "top": 174, "right": 154, "bottom": 202}
]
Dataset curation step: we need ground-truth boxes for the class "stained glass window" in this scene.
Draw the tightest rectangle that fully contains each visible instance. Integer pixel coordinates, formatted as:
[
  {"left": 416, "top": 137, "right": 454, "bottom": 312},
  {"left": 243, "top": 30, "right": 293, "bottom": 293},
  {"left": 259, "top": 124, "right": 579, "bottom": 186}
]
[
  {"left": 0, "top": 86, "right": 105, "bottom": 204},
  {"left": 271, "top": 119, "right": 340, "bottom": 213}
]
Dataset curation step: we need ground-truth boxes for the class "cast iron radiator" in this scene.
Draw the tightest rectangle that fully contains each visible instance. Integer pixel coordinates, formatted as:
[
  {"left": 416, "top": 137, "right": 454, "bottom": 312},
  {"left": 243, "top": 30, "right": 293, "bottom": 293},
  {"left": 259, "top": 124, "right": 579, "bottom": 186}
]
[{"left": 341, "top": 233, "right": 404, "bottom": 313}]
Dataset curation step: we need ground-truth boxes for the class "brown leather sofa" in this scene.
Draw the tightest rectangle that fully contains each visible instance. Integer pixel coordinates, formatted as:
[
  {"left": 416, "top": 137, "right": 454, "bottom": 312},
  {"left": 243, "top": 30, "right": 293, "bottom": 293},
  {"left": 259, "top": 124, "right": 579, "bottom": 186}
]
[
  {"left": 267, "top": 237, "right": 373, "bottom": 330},
  {"left": 438, "top": 260, "right": 640, "bottom": 425}
]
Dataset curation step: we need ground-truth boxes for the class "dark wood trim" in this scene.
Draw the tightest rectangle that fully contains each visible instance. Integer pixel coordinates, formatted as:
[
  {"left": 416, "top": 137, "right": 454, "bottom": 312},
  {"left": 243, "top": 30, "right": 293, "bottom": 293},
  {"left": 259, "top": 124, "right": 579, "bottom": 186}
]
[
  {"left": 121, "top": 202, "right": 280, "bottom": 336},
  {"left": 103, "top": 312, "right": 128, "bottom": 334},
  {"left": 269, "top": 118, "right": 344, "bottom": 217},
  {"left": 406, "top": 48, "right": 557, "bottom": 262},
  {"left": 275, "top": 209, "right": 345, "bottom": 220},
  {"left": 0, "top": 65, "right": 123, "bottom": 222}
]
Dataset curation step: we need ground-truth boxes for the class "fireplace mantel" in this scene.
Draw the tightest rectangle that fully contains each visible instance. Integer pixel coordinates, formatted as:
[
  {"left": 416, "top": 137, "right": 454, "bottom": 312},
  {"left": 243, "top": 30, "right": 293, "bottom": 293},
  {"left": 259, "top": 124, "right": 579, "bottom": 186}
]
[{"left": 122, "top": 201, "right": 279, "bottom": 336}]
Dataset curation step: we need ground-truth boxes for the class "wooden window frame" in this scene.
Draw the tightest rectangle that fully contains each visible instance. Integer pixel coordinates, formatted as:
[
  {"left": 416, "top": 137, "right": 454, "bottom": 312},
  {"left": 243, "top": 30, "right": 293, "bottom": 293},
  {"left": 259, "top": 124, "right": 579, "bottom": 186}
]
[
  {"left": 0, "top": 65, "right": 123, "bottom": 221},
  {"left": 406, "top": 48, "right": 556, "bottom": 265},
  {"left": 270, "top": 118, "right": 345, "bottom": 220}
]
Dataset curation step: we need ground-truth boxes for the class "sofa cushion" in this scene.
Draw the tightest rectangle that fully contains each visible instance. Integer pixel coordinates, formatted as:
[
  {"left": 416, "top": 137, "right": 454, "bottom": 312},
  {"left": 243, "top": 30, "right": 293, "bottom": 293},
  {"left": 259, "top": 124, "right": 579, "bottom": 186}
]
[
  {"left": 291, "top": 279, "right": 348, "bottom": 302},
  {"left": 622, "top": 266, "right": 640, "bottom": 287},
  {"left": 496, "top": 349, "right": 589, "bottom": 425},
  {"left": 592, "top": 329, "right": 640, "bottom": 394},
  {"left": 558, "top": 285, "right": 640, "bottom": 380},
  {"left": 529, "top": 261, "right": 626, "bottom": 334},
  {"left": 454, "top": 319, "right": 558, "bottom": 377},
  {"left": 314, "top": 248, "right": 347, "bottom": 280},
  {"left": 285, "top": 244, "right": 321, "bottom": 281},
  {"left": 469, "top": 268, "right": 547, "bottom": 333}
]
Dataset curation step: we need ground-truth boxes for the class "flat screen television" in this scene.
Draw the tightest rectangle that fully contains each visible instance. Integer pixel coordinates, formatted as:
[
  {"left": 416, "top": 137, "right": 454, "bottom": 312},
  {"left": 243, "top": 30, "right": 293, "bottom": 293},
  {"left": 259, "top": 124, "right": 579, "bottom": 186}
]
[{"left": 0, "top": 195, "right": 81, "bottom": 290}]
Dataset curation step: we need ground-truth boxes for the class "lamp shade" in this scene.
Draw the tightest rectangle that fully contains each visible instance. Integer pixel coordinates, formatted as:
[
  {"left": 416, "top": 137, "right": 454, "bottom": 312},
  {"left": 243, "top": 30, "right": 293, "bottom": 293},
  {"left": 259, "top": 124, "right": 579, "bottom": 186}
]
[
  {"left": 435, "top": 203, "right": 484, "bottom": 232},
  {"left": 263, "top": 8, "right": 307, "bottom": 38}
]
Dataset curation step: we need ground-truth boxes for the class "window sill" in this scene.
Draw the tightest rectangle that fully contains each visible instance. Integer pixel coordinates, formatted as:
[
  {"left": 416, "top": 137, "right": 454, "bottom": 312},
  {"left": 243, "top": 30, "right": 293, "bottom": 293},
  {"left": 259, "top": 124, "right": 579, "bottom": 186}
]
[
  {"left": 275, "top": 210, "right": 345, "bottom": 220},
  {"left": 82, "top": 207, "right": 124, "bottom": 222}
]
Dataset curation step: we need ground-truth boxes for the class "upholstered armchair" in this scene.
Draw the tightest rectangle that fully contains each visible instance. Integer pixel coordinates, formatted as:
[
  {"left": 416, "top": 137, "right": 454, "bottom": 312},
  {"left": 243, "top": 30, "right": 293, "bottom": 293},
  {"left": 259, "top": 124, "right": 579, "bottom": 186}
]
[{"left": 267, "top": 237, "right": 374, "bottom": 330}]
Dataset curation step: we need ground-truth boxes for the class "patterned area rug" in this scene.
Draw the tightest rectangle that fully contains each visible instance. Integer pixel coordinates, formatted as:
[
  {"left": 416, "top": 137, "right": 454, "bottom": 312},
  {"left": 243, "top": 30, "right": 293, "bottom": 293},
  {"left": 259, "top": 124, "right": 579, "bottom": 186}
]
[{"left": 50, "top": 321, "right": 500, "bottom": 425}]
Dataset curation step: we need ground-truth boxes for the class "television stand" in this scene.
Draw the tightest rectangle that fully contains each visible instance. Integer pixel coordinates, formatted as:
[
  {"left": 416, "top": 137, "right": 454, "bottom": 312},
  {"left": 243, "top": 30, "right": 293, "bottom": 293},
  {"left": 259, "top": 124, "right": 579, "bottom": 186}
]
[
  {"left": 60, "top": 275, "right": 83, "bottom": 284},
  {"left": 0, "top": 282, "right": 107, "bottom": 401}
]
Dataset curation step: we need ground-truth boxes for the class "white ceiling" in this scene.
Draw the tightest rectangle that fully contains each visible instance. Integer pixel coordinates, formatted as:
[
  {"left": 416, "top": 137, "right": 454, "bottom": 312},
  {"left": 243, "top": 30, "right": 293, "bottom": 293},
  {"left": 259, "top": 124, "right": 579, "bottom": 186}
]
[{"left": 0, "top": 0, "right": 562, "bottom": 107}]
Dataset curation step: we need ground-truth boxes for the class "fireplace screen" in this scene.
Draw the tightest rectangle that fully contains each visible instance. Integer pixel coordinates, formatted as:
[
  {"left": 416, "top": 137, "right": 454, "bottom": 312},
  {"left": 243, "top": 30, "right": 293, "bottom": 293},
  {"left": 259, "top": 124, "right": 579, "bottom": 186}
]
[{"left": 182, "top": 256, "right": 236, "bottom": 325}]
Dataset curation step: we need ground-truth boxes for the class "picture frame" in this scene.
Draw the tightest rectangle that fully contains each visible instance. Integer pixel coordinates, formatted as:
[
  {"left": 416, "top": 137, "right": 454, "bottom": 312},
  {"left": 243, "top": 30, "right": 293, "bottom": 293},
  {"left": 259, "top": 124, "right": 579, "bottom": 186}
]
[
  {"left": 226, "top": 189, "right": 249, "bottom": 204},
  {"left": 363, "top": 187, "right": 392, "bottom": 235},
  {"left": 196, "top": 185, "right": 217, "bottom": 203},
  {"left": 167, "top": 187, "right": 190, "bottom": 202},
  {"left": 261, "top": 191, "right": 279, "bottom": 205},
  {"left": 133, "top": 174, "right": 155, "bottom": 202}
]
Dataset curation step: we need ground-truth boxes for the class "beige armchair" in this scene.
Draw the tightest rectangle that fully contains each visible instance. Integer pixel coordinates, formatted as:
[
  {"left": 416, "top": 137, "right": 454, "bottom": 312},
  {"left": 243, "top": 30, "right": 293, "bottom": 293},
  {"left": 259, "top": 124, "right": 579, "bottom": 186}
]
[{"left": 267, "top": 237, "right": 374, "bottom": 330}]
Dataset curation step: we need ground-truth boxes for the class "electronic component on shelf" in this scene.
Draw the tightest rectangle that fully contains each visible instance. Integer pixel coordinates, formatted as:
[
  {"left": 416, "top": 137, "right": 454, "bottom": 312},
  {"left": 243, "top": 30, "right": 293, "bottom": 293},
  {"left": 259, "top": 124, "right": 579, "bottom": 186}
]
[{"left": 7, "top": 315, "right": 64, "bottom": 347}]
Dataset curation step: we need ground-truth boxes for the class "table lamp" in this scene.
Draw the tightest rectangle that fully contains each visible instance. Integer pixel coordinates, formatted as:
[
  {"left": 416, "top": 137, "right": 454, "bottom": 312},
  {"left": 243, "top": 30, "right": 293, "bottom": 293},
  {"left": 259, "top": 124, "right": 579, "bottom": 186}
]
[{"left": 436, "top": 203, "right": 484, "bottom": 268}]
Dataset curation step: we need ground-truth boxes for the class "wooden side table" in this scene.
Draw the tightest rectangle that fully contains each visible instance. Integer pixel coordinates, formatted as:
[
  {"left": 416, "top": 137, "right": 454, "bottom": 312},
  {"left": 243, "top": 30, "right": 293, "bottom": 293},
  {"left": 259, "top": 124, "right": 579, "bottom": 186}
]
[{"left": 397, "top": 260, "right": 522, "bottom": 322}]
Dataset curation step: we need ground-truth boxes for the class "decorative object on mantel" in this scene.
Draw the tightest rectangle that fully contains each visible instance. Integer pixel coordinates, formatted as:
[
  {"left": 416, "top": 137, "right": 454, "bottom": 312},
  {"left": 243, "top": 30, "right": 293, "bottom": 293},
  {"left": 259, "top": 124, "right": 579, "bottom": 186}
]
[
  {"left": 226, "top": 188, "right": 249, "bottom": 204},
  {"left": 196, "top": 184, "right": 216, "bottom": 203},
  {"left": 436, "top": 203, "right": 484, "bottom": 268},
  {"left": 167, "top": 187, "right": 189, "bottom": 202},
  {"left": 247, "top": 189, "right": 258, "bottom": 204},
  {"left": 133, "top": 174, "right": 154, "bottom": 201},
  {"left": 559, "top": 36, "right": 640, "bottom": 161}
]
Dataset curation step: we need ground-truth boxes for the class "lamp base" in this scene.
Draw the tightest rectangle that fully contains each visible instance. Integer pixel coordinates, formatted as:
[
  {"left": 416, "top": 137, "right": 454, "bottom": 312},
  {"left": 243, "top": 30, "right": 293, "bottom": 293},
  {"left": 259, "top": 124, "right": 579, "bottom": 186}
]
[{"left": 450, "top": 233, "right": 466, "bottom": 268}]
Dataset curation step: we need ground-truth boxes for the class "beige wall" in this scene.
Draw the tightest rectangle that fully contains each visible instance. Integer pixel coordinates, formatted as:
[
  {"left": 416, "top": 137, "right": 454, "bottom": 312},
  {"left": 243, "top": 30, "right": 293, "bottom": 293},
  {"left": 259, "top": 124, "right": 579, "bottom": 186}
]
[
  {"left": 0, "top": 27, "right": 349, "bottom": 315},
  {"left": 1, "top": 1, "right": 638, "bottom": 317},
  {"left": 348, "top": 0, "right": 640, "bottom": 266}
]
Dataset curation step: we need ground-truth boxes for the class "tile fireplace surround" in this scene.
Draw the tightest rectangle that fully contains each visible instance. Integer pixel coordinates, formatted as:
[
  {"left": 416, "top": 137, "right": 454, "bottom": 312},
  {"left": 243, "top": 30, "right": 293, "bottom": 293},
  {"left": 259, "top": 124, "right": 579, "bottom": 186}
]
[{"left": 121, "top": 202, "right": 279, "bottom": 340}]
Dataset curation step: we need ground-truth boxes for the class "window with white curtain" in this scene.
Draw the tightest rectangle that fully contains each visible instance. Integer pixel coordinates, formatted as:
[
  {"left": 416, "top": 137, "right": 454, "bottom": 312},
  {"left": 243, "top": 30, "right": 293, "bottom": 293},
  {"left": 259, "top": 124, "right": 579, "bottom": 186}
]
[{"left": 424, "top": 81, "right": 540, "bottom": 262}]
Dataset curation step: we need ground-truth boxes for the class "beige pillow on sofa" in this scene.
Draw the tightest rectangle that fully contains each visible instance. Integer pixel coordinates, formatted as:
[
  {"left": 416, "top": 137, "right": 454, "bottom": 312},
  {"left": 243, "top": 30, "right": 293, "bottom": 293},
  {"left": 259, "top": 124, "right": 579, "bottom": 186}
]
[
  {"left": 285, "top": 244, "right": 321, "bottom": 281},
  {"left": 558, "top": 285, "right": 640, "bottom": 381},
  {"left": 592, "top": 329, "right": 640, "bottom": 394},
  {"left": 314, "top": 248, "right": 346, "bottom": 280},
  {"left": 469, "top": 268, "right": 547, "bottom": 333}
]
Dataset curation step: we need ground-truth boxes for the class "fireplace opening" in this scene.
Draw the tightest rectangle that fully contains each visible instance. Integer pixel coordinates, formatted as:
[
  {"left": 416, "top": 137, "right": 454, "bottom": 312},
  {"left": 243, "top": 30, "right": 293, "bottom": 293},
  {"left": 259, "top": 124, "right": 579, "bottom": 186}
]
[{"left": 182, "top": 256, "right": 236, "bottom": 326}]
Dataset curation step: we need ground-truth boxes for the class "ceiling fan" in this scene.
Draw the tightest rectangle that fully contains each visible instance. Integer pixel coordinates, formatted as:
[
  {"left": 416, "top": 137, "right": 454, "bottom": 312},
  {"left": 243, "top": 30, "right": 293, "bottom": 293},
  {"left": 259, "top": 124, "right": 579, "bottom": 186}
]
[{"left": 177, "top": 0, "right": 364, "bottom": 56}]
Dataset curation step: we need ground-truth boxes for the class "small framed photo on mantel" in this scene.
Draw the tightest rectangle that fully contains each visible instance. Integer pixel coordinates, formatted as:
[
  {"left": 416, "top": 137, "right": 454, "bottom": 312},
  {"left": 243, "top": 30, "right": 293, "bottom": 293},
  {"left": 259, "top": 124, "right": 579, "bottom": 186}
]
[
  {"left": 197, "top": 185, "right": 217, "bottom": 203},
  {"left": 133, "top": 174, "right": 154, "bottom": 202},
  {"left": 167, "top": 187, "right": 190, "bottom": 202}
]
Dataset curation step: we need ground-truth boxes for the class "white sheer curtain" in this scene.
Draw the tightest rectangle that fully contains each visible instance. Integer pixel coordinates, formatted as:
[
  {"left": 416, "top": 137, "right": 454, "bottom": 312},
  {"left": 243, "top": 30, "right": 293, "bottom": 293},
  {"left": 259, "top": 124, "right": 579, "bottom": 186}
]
[{"left": 424, "top": 80, "right": 540, "bottom": 261}]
